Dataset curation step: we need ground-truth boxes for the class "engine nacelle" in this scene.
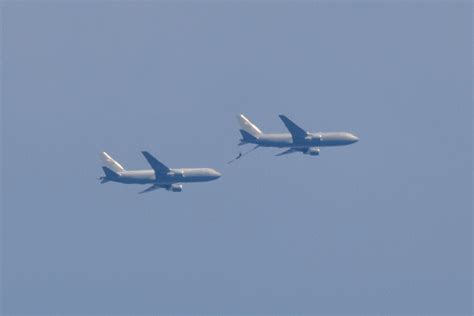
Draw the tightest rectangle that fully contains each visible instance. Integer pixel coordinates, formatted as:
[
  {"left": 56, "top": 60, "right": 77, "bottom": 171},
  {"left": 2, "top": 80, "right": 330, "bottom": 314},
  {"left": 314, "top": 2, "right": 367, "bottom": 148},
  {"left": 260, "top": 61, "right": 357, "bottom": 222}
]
[
  {"left": 169, "top": 184, "right": 183, "bottom": 192},
  {"left": 305, "top": 147, "right": 320, "bottom": 156}
]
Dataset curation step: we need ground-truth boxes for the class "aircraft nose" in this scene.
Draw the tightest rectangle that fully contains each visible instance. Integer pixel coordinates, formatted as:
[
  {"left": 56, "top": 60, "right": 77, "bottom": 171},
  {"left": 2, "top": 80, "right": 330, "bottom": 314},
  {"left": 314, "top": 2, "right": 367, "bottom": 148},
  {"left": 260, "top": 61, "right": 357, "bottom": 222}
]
[
  {"left": 212, "top": 170, "right": 222, "bottom": 179},
  {"left": 349, "top": 134, "right": 359, "bottom": 143}
]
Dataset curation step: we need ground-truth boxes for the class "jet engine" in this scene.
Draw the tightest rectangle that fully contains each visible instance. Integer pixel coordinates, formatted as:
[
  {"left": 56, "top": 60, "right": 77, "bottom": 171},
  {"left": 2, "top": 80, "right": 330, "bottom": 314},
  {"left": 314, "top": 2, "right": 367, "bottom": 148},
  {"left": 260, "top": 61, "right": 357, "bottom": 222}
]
[
  {"left": 168, "top": 184, "right": 183, "bottom": 192},
  {"left": 304, "top": 147, "right": 320, "bottom": 156}
]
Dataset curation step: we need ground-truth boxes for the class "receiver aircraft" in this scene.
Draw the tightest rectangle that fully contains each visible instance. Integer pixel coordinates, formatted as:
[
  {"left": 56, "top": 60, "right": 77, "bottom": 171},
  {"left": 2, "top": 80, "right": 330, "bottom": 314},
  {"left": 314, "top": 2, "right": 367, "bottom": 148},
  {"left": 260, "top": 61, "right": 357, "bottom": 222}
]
[
  {"left": 237, "top": 114, "right": 358, "bottom": 157},
  {"left": 99, "top": 151, "right": 222, "bottom": 193}
]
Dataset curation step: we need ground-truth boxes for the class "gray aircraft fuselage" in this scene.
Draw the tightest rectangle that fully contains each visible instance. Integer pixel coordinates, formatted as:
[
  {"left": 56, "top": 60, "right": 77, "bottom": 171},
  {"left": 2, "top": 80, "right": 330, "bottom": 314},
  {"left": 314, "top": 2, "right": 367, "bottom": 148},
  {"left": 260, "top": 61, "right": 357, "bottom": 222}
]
[
  {"left": 246, "top": 132, "right": 358, "bottom": 148},
  {"left": 100, "top": 151, "right": 222, "bottom": 193},
  {"left": 110, "top": 168, "right": 221, "bottom": 185}
]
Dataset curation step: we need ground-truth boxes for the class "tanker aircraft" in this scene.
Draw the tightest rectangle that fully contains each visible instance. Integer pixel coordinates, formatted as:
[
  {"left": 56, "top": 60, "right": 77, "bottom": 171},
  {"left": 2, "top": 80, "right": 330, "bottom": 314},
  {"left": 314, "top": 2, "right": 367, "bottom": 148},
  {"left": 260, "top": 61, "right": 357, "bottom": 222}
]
[{"left": 237, "top": 114, "right": 358, "bottom": 157}]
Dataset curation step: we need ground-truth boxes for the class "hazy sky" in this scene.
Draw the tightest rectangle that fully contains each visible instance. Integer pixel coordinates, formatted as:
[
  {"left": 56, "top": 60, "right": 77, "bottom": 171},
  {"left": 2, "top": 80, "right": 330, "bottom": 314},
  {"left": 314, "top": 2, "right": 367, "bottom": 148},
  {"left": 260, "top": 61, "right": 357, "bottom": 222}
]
[{"left": 2, "top": 1, "right": 472, "bottom": 315}]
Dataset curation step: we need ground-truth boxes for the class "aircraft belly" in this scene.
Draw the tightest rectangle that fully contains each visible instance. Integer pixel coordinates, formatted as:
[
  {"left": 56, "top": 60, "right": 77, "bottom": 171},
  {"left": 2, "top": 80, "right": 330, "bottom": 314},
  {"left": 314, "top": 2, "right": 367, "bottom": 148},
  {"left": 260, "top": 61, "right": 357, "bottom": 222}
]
[
  {"left": 259, "top": 137, "right": 322, "bottom": 148},
  {"left": 319, "top": 140, "right": 347, "bottom": 147},
  {"left": 119, "top": 177, "right": 154, "bottom": 184},
  {"left": 290, "top": 143, "right": 312, "bottom": 149},
  {"left": 184, "top": 176, "right": 212, "bottom": 183},
  {"left": 259, "top": 140, "right": 293, "bottom": 148},
  {"left": 154, "top": 173, "right": 187, "bottom": 185},
  {"left": 153, "top": 176, "right": 176, "bottom": 185}
]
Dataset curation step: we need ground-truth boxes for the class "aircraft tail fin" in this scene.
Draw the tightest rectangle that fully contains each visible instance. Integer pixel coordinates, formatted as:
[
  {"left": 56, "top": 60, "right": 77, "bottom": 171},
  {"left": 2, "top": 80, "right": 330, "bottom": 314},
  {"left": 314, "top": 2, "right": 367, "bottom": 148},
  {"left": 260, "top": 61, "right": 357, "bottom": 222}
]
[
  {"left": 101, "top": 152, "right": 125, "bottom": 172},
  {"left": 237, "top": 114, "right": 263, "bottom": 137}
]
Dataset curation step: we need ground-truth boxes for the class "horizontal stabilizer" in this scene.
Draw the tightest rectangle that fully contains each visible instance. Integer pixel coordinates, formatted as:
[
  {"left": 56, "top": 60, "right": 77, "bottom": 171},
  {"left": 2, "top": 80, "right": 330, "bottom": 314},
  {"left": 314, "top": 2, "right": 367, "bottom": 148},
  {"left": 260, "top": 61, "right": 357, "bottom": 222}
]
[
  {"left": 239, "top": 129, "right": 258, "bottom": 142},
  {"left": 141, "top": 151, "right": 170, "bottom": 174},
  {"left": 102, "top": 166, "right": 119, "bottom": 179}
]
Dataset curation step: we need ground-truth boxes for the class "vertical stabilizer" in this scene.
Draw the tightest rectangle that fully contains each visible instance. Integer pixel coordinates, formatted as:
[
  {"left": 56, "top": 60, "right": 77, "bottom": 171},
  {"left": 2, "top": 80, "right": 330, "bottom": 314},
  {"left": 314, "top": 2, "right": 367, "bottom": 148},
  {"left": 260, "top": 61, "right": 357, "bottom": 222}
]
[
  {"left": 237, "top": 114, "right": 263, "bottom": 137},
  {"left": 101, "top": 152, "right": 125, "bottom": 172}
]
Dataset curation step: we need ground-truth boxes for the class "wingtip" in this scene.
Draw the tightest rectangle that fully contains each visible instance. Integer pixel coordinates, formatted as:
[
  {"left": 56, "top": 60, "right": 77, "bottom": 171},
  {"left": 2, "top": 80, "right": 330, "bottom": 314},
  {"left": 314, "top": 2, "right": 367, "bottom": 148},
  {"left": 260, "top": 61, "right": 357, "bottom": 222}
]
[
  {"left": 278, "top": 115, "right": 287, "bottom": 122},
  {"left": 141, "top": 151, "right": 153, "bottom": 159}
]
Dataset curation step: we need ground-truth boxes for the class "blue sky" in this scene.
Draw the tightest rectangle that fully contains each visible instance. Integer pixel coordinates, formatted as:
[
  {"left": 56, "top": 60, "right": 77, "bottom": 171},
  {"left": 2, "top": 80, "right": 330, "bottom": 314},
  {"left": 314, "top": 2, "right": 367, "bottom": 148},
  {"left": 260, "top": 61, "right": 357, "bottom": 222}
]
[{"left": 2, "top": 2, "right": 472, "bottom": 315}]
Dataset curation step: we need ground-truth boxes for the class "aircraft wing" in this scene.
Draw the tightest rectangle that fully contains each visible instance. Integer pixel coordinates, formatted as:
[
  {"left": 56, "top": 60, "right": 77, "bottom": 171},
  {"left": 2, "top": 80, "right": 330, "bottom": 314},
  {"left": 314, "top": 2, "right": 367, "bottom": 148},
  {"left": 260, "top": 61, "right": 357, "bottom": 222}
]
[
  {"left": 138, "top": 184, "right": 170, "bottom": 194},
  {"left": 141, "top": 151, "right": 171, "bottom": 174},
  {"left": 275, "top": 148, "right": 298, "bottom": 156},
  {"left": 278, "top": 115, "right": 308, "bottom": 141}
]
